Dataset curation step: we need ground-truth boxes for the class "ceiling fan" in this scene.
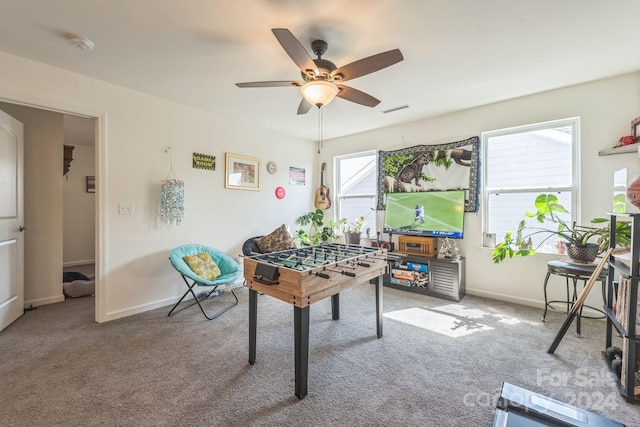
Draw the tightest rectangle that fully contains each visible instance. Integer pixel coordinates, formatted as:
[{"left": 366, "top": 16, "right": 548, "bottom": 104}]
[{"left": 235, "top": 28, "right": 404, "bottom": 114}]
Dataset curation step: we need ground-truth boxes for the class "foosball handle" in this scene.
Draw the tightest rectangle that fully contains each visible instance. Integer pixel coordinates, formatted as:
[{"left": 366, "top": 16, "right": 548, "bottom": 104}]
[
  {"left": 342, "top": 271, "right": 356, "bottom": 277},
  {"left": 316, "top": 272, "right": 330, "bottom": 279},
  {"left": 357, "top": 262, "right": 371, "bottom": 268}
]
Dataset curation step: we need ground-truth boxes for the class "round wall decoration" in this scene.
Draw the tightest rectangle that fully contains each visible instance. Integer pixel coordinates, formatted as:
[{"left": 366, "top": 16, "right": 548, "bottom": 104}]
[
  {"left": 267, "top": 161, "right": 278, "bottom": 175},
  {"left": 275, "top": 186, "right": 286, "bottom": 199}
]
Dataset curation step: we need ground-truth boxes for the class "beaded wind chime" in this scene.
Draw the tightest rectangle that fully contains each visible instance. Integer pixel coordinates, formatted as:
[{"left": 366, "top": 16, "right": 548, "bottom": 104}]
[{"left": 160, "top": 147, "right": 184, "bottom": 227}]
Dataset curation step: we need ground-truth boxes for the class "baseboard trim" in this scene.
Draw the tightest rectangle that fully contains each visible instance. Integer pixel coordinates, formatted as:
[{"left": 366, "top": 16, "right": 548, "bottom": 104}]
[
  {"left": 104, "top": 289, "right": 231, "bottom": 322},
  {"left": 63, "top": 259, "right": 95, "bottom": 267},
  {"left": 465, "top": 287, "right": 544, "bottom": 309},
  {"left": 465, "top": 288, "right": 605, "bottom": 320},
  {"left": 105, "top": 296, "right": 178, "bottom": 322},
  {"left": 24, "top": 294, "right": 65, "bottom": 308}
]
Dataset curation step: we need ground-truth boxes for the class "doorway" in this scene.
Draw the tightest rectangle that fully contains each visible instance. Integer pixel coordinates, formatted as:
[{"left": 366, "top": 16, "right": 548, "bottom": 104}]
[
  {"left": 62, "top": 114, "right": 96, "bottom": 301},
  {"left": 0, "top": 100, "right": 102, "bottom": 323}
]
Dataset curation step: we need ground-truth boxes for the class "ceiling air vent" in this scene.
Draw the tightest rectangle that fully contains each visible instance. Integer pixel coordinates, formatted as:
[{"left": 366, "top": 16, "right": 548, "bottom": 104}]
[{"left": 382, "top": 105, "right": 409, "bottom": 114}]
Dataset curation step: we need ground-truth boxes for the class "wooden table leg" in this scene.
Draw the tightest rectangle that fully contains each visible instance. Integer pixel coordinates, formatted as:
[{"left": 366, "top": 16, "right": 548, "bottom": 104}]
[
  {"left": 376, "top": 275, "right": 383, "bottom": 338},
  {"left": 294, "top": 305, "right": 310, "bottom": 399},
  {"left": 248, "top": 288, "right": 257, "bottom": 365}
]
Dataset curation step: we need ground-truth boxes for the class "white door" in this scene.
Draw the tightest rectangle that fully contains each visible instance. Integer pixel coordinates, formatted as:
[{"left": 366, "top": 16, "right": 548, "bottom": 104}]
[{"left": 0, "top": 109, "right": 24, "bottom": 332}]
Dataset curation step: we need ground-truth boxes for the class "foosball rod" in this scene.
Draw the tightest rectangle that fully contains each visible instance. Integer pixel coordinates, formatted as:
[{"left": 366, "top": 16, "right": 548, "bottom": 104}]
[
  {"left": 325, "top": 242, "right": 372, "bottom": 251},
  {"left": 336, "top": 259, "right": 371, "bottom": 269},
  {"left": 317, "top": 248, "right": 369, "bottom": 261},
  {"left": 268, "top": 252, "right": 320, "bottom": 265},
  {"left": 259, "top": 255, "right": 315, "bottom": 271},
  {"left": 296, "top": 246, "right": 336, "bottom": 259},
  {"left": 323, "top": 266, "right": 356, "bottom": 277},
  {"left": 336, "top": 263, "right": 356, "bottom": 269},
  {"left": 316, "top": 243, "right": 366, "bottom": 256}
]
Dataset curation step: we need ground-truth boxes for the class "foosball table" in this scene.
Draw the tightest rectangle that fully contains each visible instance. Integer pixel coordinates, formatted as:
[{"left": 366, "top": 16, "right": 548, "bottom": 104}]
[{"left": 243, "top": 243, "right": 388, "bottom": 399}]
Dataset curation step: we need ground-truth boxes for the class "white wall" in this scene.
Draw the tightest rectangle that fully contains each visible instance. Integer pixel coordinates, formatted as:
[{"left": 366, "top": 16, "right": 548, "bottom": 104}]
[
  {"left": 0, "top": 51, "right": 315, "bottom": 321},
  {"left": 63, "top": 144, "right": 95, "bottom": 266},
  {"left": 321, "top": 73, "right": 640, "bottom": 310},
  {"left": 3, "top": 47, "right": 639, "bottom": 320}
]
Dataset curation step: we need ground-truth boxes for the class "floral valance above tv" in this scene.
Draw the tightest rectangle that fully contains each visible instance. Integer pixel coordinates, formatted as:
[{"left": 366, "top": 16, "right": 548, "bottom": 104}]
[{"left": 377, "top": 136, "right": 480, "bottom": 213}]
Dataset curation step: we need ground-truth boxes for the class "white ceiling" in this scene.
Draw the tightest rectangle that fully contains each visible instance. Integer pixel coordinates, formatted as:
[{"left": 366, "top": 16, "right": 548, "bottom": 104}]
[{"left": 2, "top": 0, "right": 640, "bottom": 141}]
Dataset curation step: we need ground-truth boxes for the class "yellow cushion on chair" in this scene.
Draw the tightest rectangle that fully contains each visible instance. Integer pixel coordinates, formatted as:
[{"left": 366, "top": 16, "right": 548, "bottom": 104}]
[{"left": 183, "top": 252, "right": 221, "bottom": 281}]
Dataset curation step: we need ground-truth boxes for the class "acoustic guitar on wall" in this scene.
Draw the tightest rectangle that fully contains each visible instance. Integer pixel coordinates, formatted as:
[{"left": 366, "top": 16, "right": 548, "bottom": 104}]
[{"left": 315, "top": 162, "right": 331, "bottom": 210}]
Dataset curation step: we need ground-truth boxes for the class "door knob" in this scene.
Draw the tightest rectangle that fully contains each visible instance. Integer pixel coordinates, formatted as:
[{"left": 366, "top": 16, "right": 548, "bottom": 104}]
[{"left": 19, "top": 225, "right": 29, "bottom": 232}]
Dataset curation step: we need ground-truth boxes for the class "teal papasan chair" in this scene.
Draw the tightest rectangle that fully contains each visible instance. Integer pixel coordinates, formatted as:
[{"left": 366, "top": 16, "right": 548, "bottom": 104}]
[{"left": 168, "top": 244, "right": 241, "bottom": 320}]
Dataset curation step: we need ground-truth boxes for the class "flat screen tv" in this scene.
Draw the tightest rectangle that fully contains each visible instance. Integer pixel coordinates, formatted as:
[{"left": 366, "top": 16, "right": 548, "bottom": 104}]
[{"left": 383, "top": 190, "right": 465, "bottom": 238}]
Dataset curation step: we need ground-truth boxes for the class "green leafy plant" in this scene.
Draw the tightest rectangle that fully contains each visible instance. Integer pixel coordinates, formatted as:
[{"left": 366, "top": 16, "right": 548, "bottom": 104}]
[
  {"left": 491, "top": 194, "right": 630, "bottom": 264},
  {"left": 294, "top": 209, "right": 346, "bottom": 246}
]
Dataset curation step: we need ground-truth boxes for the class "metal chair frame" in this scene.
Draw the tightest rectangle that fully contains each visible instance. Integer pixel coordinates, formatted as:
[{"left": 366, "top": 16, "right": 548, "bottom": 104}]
[
  {"left": 168, "top": 244, "right": 241, "bottom": 320},
  {"left": 167, "top": 270, "right": 239, "bottom": 320}
]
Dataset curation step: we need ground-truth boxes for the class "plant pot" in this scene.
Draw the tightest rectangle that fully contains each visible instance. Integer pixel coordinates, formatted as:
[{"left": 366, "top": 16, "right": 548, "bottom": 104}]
[
  {"left": 564, "top": 242, "right": 599, "bottom": 264},
  {"left": 344, "top": 232, "right": 361, "bottom": 246}
]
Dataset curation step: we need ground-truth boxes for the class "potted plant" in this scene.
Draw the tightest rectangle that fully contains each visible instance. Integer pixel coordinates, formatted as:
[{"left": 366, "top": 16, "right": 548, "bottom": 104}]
[
  {"left": 492, "top": 194, "right": 631, "bottom": 264},
  {"left": 343, "top": 209, "right": 375, "bottom": 245},
  {"left": 344, "top": 217, "right": 366, "bottom": 245},
  {"left": 294, "top": 209, "right": 346, "bottom": 247}
]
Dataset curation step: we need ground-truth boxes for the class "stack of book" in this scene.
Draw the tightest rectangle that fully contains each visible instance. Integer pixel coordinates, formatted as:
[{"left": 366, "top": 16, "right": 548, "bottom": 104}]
[
  {"left": 614, "top": 277, "right": 640, "bottom": 328},
  {"left": 613, "top": 277, "right": 640, "bottom": 397}
]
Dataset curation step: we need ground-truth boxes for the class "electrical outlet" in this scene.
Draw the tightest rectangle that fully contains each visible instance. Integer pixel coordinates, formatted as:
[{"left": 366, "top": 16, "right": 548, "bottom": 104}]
[
  {"left": 118, "top": 202, "right": 134, "bottom": 215},
  {"left": 483, "top": 233, "right": 496, "bottom": 248}
]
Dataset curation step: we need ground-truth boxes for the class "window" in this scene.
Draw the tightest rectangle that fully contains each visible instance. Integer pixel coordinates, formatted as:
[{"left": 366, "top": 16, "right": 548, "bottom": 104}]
[
  {"left": 335, "top": 151, "right": 377, "bottom": 235},
  {"left": 482, "top": 118, "right": 579, "bottom": 252}
]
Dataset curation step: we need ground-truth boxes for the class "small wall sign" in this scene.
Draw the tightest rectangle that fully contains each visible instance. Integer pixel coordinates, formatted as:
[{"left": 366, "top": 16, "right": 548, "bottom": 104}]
[
  {"left": 192, "top": 152, "right": 216, "bottom": 171},
  {"left": 289, "top": 167, "right": 306, "bottom": 185},
  {"left": 86, "top": 176, "right": 95, "bottom": 193}
]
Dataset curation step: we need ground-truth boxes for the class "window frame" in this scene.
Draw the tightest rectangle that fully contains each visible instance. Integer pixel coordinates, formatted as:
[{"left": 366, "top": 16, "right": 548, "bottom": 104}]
[
  {"left": 481, "top": 117, "right": 580, "bottom": 249},
  {"left": 333, "top": 150, "right": 378, "bottom": 234}
]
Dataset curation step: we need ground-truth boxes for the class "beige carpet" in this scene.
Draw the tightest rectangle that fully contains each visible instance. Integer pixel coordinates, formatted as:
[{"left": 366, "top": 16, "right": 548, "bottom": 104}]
[{"left": 0, "top": 284, "right": 638, "bottom": 426}]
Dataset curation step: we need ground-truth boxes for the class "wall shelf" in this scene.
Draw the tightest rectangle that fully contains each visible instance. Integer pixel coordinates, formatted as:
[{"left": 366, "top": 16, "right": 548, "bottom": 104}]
[{"left": 598, "top": 144, "right": 639, "bottom": 156}]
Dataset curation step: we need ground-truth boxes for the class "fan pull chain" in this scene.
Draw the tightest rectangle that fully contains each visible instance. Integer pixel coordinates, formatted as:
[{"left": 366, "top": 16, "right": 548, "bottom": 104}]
[{"left": 317, "top": 107, "right": 323, "bottom": 154}]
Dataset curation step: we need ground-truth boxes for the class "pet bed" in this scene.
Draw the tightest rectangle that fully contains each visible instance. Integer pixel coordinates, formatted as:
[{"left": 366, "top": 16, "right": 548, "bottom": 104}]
[{"left": 63, "top": 271, "right": 95, "bottom": 298}]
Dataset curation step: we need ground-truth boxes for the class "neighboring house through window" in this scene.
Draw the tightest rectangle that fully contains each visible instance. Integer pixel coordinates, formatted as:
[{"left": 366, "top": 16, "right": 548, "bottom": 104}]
[
  {"left": 334, "top": 151, "right": 377, "bottom": 236},
  {"left": 482, "top": 118, "right": 579, "bottom": 252}
]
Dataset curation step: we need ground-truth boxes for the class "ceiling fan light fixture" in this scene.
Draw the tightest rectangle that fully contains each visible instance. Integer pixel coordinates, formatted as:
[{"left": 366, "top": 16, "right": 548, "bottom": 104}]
[{"left": 300, "top": 81, "right": 339, "bottom": 108}]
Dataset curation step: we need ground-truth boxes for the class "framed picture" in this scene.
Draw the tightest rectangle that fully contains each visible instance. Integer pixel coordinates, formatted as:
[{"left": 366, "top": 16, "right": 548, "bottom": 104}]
[
  {"left": 225, "top": 153, "right": 261, "bottom": 191},
  {"left": 633, "top": 116, "right": 640, "bottom": 141},
  {"left": 86, "top": 176, "right": 95, "bottom": 193}
]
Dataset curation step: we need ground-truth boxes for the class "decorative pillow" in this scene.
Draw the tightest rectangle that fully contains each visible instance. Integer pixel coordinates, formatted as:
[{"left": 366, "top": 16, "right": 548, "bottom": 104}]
[
  {"left": 183, "top": 252, "right": 221, "bottom": 281},
  {"left": 257, "top": 224, "right": 295, "bottom": 253}
]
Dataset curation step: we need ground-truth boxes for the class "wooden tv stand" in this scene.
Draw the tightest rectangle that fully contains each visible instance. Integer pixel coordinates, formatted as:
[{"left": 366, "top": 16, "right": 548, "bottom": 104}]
[{"left": 383, "top": 253, "right": 465, "bottom": 302}]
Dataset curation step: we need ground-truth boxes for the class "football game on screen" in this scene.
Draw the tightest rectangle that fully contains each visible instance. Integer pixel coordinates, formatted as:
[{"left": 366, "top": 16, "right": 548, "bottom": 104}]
[{"left": 383, "top": 190, "right": 465, "bottom": 237}]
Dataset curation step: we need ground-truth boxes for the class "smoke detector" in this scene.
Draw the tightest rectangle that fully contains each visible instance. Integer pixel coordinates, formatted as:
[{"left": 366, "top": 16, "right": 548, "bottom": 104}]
[{"left": 68, "top": 36, "right": 94, "bottom": 51}]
